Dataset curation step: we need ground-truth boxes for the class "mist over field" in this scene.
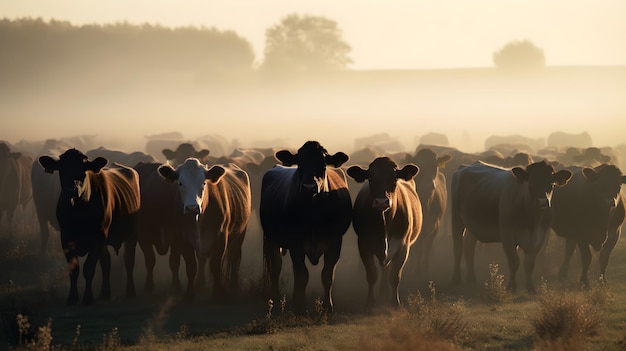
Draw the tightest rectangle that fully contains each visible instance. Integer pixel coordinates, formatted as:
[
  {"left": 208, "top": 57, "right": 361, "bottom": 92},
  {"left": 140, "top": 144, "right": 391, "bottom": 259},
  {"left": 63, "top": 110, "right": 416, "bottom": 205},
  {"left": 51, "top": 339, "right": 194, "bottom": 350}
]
[{"left": 1, "top": 19, "right": 624, "bottom": 155}]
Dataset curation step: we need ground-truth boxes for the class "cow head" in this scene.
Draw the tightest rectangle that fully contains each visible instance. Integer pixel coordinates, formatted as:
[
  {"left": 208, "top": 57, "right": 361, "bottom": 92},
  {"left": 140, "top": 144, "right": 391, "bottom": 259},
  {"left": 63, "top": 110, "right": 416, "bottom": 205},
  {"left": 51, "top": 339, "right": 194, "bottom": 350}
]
[
  {"left": 582, "top": 164, "right": 626, "bottom": 209},
  {"left": 162, "top": 143, "right": 210, "bottom": 166},
  {"left": 158, "top": 158, "right": 225, "bottom": 215},
  {"left": 511, "top": 160, "right": 572, "bottom": 208},
  {"left": 347, "top": 157, "right": 419, "bottom": 212},
  {"left": 38, "top": 148, "right": 108, "bottom": 202},
  {"left": 275, "top": 141, "right": 348, "bottom": 194},
  {"left": 410, "top": 148, "right": 450, "bottom": 195}
]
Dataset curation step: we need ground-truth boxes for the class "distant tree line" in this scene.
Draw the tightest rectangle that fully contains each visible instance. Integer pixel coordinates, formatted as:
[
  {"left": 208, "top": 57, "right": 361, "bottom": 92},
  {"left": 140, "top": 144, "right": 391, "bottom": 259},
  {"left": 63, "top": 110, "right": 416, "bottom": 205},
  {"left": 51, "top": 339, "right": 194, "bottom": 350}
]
[{"left": 0, "top": 17, "right": 255, "bottom": 90}]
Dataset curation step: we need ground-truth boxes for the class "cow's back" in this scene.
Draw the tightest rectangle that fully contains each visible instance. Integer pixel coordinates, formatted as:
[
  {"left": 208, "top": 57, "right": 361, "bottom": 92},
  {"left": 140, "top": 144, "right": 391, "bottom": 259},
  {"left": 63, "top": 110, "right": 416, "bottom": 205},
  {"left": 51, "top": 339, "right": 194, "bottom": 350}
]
[
  {"left": 452, "top": 162, "right": 511, "bottom": 242},
  {"left": 202, "top": 164, "right": 251, "bottom": 235}
]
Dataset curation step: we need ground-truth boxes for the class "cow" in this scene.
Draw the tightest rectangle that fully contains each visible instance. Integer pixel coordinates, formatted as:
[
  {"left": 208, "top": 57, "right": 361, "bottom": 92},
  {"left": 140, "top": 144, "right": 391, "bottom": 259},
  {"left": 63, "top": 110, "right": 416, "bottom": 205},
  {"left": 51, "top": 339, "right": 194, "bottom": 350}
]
[
  {"left": 86, "top": 147, "right": 156, "bottom": 167},
  {"left": 547, "top": 131, "right": 593, "bottom": 149},
  {"left": 404, "top": 148, "right": 450, "bottom": 282},
  {"left": 132, "top": 143, "right": 211, "bottom": 298},
  {"left": 162, "top": 143, "right": 210, "bottom": 166},
  {"left": 158, "top": 158, "right": 251, "bottom": 301},
  {"left": 38, "top": 149, "right": 140, "bottom": 305},
  {"left": 0, "top": 143, "right": 33, "bottom": 233},
  {"left": 347, "top": 157, "right": 422, "bottom": 308},
  {"left": 451, "top": 160, "right": 572, "bottom": 293},
  {"left": 260, "top": 141, "right": 352, "bottom": 313},
  {"left": 551, "top": 164, "right": 626, "bottom": 288}
]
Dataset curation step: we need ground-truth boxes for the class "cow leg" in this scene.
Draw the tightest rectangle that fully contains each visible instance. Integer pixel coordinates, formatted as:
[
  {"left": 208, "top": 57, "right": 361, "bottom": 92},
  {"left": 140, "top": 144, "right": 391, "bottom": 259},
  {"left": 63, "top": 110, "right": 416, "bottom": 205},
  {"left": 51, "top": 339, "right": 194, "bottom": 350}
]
[
  {"left": 321, "top": 238, "right": 342, "bottom": 313},
  {"left": 123, "top": 237, "right": 137, "bottom": 298},
  {"left": 181, "top": 244, "right": 197, "bottom": 302},
  {"left": 263, "top": 237, "right": 282, "bottom": 304},
  {"left": 463, "top": 232, "right": 478, "bottom": 285},
  {"left": 99, "top": 246, "right": 111, "bottom": 300},
  {"left": 139, "top": 240, "right": 156, "bottom": 293},
  {"left": 227, "top": 231, "right": 246, "bottom": 296},
  {"left": 359, "top": 250, "right": 378, "bottom": 310},
  {"left": 452, "top": 223, "right": 465, "bottom": 285},
  {"left": 210, "top": 232, "right": 227, "bottom": 301},
  {"left": 558, "top": 238, "right": 577, "bottom": 282},
  {"left": 502, "top": 242, "right": 519, "bottom": 293},
  {"left": 66, "top": 254, "right": 80, "bottom": 306},
  {"left": 523, "top": 250, "right": 537, "bottom": 293},
  {"left": 599, "top": 227, "right": 621, "bottom": 283},
  {"left": 289, "top": 248, "right": 309, "bottom": 314},
  {"left": 83, "top": 249, "right": 101, "bottom": 305},
  {"left": 169, "top": 244, "right": 183, "bottom": 290},
  {"left": 388, "top": 244, "right": 409, "bottom": 308},
  {"left": 38, "top": 218, "right": 50, "bottom": 255},
  {"left": 578, "top": 241, "right": 592, "bottom": 289}
]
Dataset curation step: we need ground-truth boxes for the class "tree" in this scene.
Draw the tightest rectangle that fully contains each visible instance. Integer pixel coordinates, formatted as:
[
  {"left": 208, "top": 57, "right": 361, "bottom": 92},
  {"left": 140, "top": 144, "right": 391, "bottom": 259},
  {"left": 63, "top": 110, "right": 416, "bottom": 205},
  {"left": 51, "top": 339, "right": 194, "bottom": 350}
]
[
  {"left": 493, "top": 40, "right": 545, "bottom": 71},
  {"left": 261, "top": 14, "right": 353, "bottom": 74}
]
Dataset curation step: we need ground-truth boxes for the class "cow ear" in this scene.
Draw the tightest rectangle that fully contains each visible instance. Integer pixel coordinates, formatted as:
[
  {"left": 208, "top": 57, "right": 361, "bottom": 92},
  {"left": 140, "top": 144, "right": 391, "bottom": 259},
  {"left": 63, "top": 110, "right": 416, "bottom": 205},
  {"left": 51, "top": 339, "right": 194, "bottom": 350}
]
[
  {"left": 38, "top": 156, "right": 59, "bottom": 174},
  {"left": 582, "top": 168, "right": 599, "bottom": 182},
  {"left": 162, "top": 148, "right": 175, "bottom": 160},
  {"left": 86, "top": 157, "right": 107, "bottom": 173},
  {"left": 276, "top": 150, "right": 297, "bottom": 166},
  {"left": 396, "top": 164, "right": 419, "bottom": 181},
  {"left": 511, "top": 167, "right": 528, "bottom": 183},
  {"left": 437, "top": 154, "right": 452, "bottom": 168},
  {"left": 554, "top": 169, "right": 573, "bottom": 186},
  {"left": 347, "top": 165, "right": 368, "bottom": 183},
  {"left": 621, "top": 176, "right": 626, "bottom": 184},
  {"left": 326, "top": 152, "right": 349, "bottom": 168},
  {"left": 196, "top": 149, "right": 210, "bottom": 160},
  {"left": 158, "top": 164, "right": 178, "bottom": 183},
  {"left": 205, "top": 165, "right": 226, "bottom": 184}
]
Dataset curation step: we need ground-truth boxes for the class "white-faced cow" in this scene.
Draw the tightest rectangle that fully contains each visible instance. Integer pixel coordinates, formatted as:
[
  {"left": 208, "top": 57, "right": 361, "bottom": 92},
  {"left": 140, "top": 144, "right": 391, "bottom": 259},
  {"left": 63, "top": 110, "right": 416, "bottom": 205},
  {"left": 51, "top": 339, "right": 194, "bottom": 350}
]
[
  {"left": 158, "top": 158, "right": 251, "bottom": 301},
  {"left": 347, "top": 157, "right": 423, "bottom": 308},
  {"left": 38, "top": 149, "right": 140, "bottom": 305},
  {"left": 551, "top": 164, "right": 626, "bottom": 288},
  {"left": 133, "top": 143, "right": 213, "bottom": 298},
  {"left": 260, "top": 141, "right": 352, "bottom": 313},
  {"left": 451, "top": 160, "right": 572, "bottom": 293},
  {"left": 0, "top": 143, "right": 33, "bottom": 233},
  {"left": 405, "top": 148, "right": 450, "bottom": 282}
]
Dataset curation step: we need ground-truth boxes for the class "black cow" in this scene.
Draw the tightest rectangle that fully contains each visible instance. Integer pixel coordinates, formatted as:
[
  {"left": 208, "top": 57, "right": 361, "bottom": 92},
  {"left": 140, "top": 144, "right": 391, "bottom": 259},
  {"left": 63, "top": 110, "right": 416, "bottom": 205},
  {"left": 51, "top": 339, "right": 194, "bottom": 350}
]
[
  {"left": 347, "top": 157, "right": 422, "bottom": 308},
  {"left": 260, "top": 141, "right": 352, "bottom": 313},
  {"left": 551, "top": 164, "right": 626, "bottom": 288},
  {"left": 451, "top": 161, "right": 572, "bottom": 292},
  {"left": 38, "top": 149, "right": 140, "bottom": 305}
]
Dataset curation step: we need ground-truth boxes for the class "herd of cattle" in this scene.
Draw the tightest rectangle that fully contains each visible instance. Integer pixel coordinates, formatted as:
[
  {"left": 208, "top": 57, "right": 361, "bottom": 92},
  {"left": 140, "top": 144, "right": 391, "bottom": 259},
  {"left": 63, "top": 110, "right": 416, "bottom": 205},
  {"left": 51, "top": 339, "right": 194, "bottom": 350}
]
[{"left": 0, "top": 131, "right": 624, "bottom": 314}]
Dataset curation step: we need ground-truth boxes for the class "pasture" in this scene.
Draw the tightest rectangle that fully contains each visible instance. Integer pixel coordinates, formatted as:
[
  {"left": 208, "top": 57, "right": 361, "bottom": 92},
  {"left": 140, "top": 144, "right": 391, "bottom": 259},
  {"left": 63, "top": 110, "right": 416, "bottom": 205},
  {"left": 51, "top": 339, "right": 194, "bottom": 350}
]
[{"left": 1, "top": 211, "right": 626, "bottom": 351}]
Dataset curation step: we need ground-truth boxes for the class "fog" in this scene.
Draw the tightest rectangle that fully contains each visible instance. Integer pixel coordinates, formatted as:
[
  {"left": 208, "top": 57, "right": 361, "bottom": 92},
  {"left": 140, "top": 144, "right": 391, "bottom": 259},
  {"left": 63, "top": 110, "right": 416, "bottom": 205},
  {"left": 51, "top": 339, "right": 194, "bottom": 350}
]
[{"left": 2, "top": 65, "right": 625, "bottom": 155}]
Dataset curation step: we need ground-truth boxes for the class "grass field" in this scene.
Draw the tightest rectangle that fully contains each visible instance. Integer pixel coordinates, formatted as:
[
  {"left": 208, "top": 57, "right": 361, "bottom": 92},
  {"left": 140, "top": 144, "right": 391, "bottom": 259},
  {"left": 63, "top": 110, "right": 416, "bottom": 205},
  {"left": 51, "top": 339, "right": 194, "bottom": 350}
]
[{"left": 2, "top": 214, "right": 626, "bottom": 350}]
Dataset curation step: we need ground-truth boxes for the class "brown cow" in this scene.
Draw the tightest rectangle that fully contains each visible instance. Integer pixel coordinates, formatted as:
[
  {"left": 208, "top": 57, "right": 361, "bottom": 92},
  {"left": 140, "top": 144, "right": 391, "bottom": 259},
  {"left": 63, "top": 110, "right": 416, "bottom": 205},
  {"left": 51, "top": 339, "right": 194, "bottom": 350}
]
[
  {"left": 551, "top": 164, "right": 626, "bottom": 288},
  {"left": 38, "top": 149, "right": 140, "bottom": 305},
  {"left": 405, "top": 148, "right": 450, "bottom": 282},
  {"left": 451, "top": 160, "right": 572, "bottom": 293},
  {"left": 0, "top": 143, "right": 33, "bottom": 232},
  {"left": 348, "top": 157, "right": 422, "bottom": 308}
]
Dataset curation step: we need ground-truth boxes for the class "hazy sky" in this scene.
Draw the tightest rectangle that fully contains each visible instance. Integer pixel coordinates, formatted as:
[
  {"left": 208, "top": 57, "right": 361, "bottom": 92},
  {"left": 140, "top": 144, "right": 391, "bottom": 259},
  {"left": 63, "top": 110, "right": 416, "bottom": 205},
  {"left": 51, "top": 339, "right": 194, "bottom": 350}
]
[{"left": 3, "top": 0, "right": 625, "bottom": 69}]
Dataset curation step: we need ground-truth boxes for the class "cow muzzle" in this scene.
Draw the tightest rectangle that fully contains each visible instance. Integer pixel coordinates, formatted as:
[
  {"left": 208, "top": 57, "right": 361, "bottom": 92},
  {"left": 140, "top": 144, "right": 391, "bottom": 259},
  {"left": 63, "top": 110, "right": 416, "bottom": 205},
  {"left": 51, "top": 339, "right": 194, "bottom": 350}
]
[
  {"left": 184, "top": 203, "right": 201, "bottom": 215},
  {"left": 372, "top": 197, "right": 391, "bottom": 212}
]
